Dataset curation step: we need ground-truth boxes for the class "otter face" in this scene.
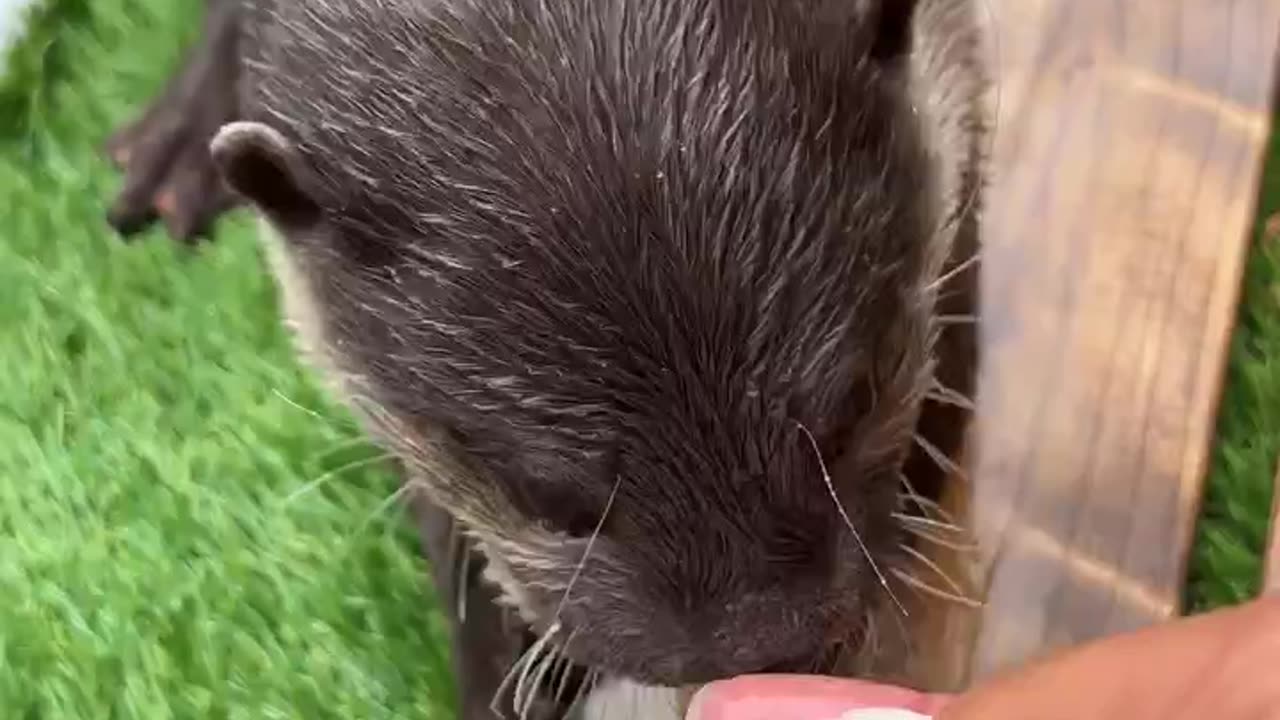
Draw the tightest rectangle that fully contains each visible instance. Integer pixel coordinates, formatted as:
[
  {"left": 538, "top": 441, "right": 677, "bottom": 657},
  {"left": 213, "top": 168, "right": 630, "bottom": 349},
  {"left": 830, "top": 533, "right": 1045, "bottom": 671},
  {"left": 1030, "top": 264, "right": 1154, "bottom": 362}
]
[{"left": 211, "top": 0, "right": 980, "bottom": 688}]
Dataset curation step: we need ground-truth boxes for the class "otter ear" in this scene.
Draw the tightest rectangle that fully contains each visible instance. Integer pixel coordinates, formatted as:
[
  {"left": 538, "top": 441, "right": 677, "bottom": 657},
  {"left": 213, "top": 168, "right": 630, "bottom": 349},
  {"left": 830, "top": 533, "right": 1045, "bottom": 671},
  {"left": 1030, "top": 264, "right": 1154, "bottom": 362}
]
[
  {"left": 210, "top": 121, "right": 322, "bottom": 229},
  {"left": 868, "top": 0, "right": 917, "bottom": 62}
]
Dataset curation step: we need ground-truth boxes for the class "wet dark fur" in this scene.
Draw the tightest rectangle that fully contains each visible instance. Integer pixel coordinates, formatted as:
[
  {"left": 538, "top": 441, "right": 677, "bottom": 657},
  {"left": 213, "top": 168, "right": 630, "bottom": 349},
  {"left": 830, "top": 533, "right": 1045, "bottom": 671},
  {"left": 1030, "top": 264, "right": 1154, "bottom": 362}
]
[{"left": 103, "top": 0, "right": 986, "bottom": 717}]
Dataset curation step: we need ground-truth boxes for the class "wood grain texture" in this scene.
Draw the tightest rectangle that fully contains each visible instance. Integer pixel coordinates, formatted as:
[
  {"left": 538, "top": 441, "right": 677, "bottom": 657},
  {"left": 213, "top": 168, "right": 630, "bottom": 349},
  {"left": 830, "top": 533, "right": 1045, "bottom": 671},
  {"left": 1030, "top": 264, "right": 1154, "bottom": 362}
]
[
  {"left": 957, "top": 0, "right": 1280, "bottom": 682},
  {"left": 1266, "top": 458, "right": 1280, "bottom": 594}
]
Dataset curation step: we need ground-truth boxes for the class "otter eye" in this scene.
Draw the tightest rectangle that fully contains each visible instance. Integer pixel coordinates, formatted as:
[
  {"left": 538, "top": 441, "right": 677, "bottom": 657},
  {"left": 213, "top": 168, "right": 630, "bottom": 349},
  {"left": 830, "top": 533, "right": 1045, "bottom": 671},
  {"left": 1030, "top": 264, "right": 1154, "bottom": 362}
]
[
  {"left": 514, "top": 475, "right": 613, "bottom": 539},
  {"left": 517, "top": 483, "right": 605, "bottom": 538},
  {"left": 558, "top": 507, "right": 606, "bottom": 539}
]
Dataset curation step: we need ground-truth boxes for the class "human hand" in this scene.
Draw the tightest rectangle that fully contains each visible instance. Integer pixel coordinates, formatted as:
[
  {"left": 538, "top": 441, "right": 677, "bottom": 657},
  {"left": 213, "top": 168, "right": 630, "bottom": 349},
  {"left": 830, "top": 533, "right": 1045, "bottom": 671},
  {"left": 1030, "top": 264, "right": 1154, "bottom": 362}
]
[{"left": 686, "top": 595, "right": 1280, "bottom": 720}]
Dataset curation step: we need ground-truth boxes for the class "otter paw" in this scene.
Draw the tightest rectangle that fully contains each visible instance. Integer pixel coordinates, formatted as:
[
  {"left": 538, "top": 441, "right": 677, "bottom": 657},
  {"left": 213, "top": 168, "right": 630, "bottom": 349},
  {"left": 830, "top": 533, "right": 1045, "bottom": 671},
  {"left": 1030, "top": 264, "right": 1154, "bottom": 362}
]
[
  {"left": 102, "top": 0, "right": 241, "bottom": 244},
  {"left": 104, "top": 108, "right": 238, "bottom": 243}
]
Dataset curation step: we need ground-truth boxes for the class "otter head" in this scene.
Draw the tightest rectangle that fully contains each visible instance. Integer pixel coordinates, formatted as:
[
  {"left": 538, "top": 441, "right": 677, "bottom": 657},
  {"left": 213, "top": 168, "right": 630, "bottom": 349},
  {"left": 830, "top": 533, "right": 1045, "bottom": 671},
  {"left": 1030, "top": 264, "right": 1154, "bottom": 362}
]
[{"left": 210, "top": 0, "right": 976, "bottom": 688}]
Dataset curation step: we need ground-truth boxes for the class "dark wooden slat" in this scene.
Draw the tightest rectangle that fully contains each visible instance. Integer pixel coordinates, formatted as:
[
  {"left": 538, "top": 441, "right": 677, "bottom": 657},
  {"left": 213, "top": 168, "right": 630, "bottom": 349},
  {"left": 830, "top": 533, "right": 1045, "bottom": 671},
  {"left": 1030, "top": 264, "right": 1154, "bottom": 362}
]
[{"left": 1265, "top": 458, "right": 1280, "bottom": 594}]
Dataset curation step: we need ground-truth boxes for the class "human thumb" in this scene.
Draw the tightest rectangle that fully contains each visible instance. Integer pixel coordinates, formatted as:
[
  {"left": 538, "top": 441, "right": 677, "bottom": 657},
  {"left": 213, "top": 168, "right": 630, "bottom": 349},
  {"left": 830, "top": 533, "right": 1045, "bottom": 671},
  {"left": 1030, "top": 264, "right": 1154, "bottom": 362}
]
[{"left": 685, "top": 675, "right": 945, "bottom": 720}]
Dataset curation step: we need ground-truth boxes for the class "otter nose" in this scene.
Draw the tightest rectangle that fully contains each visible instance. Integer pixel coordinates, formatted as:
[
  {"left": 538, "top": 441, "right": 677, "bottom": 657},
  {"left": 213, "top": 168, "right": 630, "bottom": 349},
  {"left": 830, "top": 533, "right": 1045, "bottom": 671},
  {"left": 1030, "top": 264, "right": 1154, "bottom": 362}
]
[
  {"left": 691, "top": 591, "right": 834, "bottom": 679},
  {"left": 711, "top": 625, "right": 826, "bottom": 677}
]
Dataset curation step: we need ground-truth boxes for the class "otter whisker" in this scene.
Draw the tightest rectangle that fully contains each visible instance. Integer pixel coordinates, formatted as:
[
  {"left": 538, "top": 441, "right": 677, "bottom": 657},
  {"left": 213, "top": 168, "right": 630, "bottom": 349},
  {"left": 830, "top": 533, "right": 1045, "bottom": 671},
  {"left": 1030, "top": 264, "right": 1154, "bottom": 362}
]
[
  {"left": 924, "top": 389, "right": 975, "bottom": 411},
  {"left": 536, "top": 651, "right": 573, "bottom": 719},
  {"left": 891, "top": 568, "right": 983, "bottom": 609},
  {"left": 891, "top": 512, "right": 967, "bottom": 536},
  {"left": 912, "top": 432, "right": 966, "bottom": 480},
  {"left": 552, "top": 632, "right": 582, "bottom": 706},
  {"left": 498, "top": 622, "right": 559, "bottom": 720},
  {"left": 553, "top": 475, "right": 622, "bottom": 623},
  {"left": 899, "top": 543, "right": 973, "bottom": 600},
  {"left": 926, "top": 378, "right": 976, "bottom": 412},
  {"left": 309, "top": 434, "right": 387, "bottom": 463},
  {"left": 900, "top": 494, "right": 955, "bottom": 524},
  {"left": 936, "top": 313, "right": 978, "bottom": 326},
  {"left": 271, "top": 387, "right": 336, "bottom": 423},
  {"left": 893, "top": 512, "right": 975, "bottom": 549},
  {"left": 897, "top": 471, "right": 960, "bottom": 526},
  {"left": 899, "top": 523, "right": 980, "bottom": 554},
  {"left": 572, "top": 669, "right": 601, "bottom": 718},
  {"left": 282, "top": 450, "right": 394, "bottom": 505},
  {"left": 894, "top": 509, "right": 975, "bottom": 548},
  {"left": 551, "top": 657, "right": 573, "bottom": 708},
  {"left": 793, "top": 419, "right": 908, "bottom": 618},
  {"left": 514, "top": 626, "right": 557, "bottom": 718},
  {"left": 489, "top": 648, "right": 528, "bottom": 719},
  {"left": 924, "top": 251, "right": 980, "bottom": 293},
  {"left": 520, "top": 637, "right": 561, "bottom": 720},
  {"left": 516, "top": 666, "right": 540, "bottom": 720},
  {"left": 344, "top": 480, "right": 415, "bottom": 542}
]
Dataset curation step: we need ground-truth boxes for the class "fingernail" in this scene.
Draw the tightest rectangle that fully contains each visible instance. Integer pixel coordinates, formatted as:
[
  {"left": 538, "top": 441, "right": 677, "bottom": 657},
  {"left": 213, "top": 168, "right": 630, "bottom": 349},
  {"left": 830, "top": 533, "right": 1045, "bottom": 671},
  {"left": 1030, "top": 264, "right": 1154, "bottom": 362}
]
[
  {"left": 838, "top": 710, "right": 932, "bottom": 720},
  {"left": 683, "top": 676, "right": 941, "bottom": 720}
]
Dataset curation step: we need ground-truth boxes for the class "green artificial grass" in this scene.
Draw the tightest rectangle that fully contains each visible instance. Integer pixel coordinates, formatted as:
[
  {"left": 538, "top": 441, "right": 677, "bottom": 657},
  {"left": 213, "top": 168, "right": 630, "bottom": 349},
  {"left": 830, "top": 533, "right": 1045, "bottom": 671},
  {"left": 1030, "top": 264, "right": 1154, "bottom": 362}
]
[
  {"left": 0, "top": 0, "right": 457, "bottom": 717},
  {"left": 1185, "top": 124, "right": 1280, "bottom": 611},
  {"left": 0, "top": 0, "right": 1277, "bottom": 716}
]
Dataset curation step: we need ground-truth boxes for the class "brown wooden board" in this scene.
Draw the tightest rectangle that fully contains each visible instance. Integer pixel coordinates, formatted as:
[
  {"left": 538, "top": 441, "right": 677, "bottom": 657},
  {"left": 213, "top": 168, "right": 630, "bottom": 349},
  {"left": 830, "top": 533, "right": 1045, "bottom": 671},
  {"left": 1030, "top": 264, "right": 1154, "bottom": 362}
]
[
  {"left": 1266, "top": 458, "right": 1280, "bottom": 594},
  {"left": 949, "top": 0, "right": 1280, "bottom": 684}
]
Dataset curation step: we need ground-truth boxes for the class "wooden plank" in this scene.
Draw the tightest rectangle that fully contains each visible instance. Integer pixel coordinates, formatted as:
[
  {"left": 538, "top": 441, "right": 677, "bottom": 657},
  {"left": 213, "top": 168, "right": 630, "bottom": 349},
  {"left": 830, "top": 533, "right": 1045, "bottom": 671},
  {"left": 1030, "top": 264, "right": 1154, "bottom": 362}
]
[
  {"left": 955, "top": 0, "right": 1280, "bottom": 683},
  {"left": 1266, "top": 457, "right": 1280, "bottom": 594}
]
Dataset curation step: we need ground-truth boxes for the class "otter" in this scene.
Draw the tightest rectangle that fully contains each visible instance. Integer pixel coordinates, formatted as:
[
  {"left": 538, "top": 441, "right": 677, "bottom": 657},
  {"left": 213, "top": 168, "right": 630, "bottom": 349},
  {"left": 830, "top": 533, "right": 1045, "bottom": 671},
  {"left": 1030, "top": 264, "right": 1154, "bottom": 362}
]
[{"left": 102, "top": 0, "right": 989, "bottom": 718}]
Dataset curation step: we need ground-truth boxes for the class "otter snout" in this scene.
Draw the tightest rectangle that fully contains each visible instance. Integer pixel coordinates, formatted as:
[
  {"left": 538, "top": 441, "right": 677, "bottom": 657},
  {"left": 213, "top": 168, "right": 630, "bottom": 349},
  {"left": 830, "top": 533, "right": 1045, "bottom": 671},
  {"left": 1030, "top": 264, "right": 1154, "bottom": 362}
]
[
  {"left": 538, "top": 563, "right": 847, "bottom": 686},
  {"left": 676, "top": 590, "right": 841, "bottom": 682}
]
